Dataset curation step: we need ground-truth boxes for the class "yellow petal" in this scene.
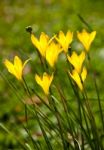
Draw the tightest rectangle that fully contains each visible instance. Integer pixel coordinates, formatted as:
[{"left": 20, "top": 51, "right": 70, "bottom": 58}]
[
  {"left": 4, "top": 56, "right": 29, "bottom": 81},
  {"left": 40, "top": 32, "right": 49, "bottom": 44},
  {"left": 56, "top": 30, "right": 73, "bottom": 53},
  {"left": 69, "top": 69, "right": 83, "bottom": 90},
  {"left": 77, "top": 29, "right": 96, "bottom": 51},
  {"left": 67, "top": 51, "right": 85, "bottom": 73},
  {"left": 35, "top": 74, "right": 42, "bottom": 87},
  {"left": 88, "top": 31, "right": 96, "bottom": 47},
  {"left": 59, "top": 31, "right": 65, "bottom": 42},
  {"left": 67, "top": 52, "right": 78, "bottom": 65},
  {"left": 23, "top": 58, "right": 31, "bottom": 69},
  {"left": 31, "top": 33, "right": 40, "bottom": 52},
  {"left": 66, "top": 31, "right": 73, "bottom": 46},
  {"left": 39, "top": 32, "right": 49, "bottom": 57},
  {"left": 48, "top": 34, "right": 56, "bottom": 45},
  {"left": 46, "top": 42, "right": 62, "bottom": 67},
  {"left": 35, "top": 73, "right": 53, "bottom": 95},
  {"left": 81, "top": 67, "right": 87, "bottom": 82},
  {"left": 43, "top": 73, "right": 53, "bottom": 94},
  {"left": 14, "top": 56, "right": 23, "bottom": 80},
  {"left": 4, "top": 59, "right": 16, "bottom": 77}
]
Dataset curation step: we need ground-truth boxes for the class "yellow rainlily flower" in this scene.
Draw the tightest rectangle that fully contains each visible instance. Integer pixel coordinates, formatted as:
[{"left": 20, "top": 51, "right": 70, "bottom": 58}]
[
  {"left": 77, "top": 29, "right": 96, "bottom": 52},
  {"left": 4, "top": 56, "right": 30, "bottom": 81},
  {"left": 55, "top": 30, "right": 73, "bottom": 53},
  {"left": 35, "top": 72, "right": 53, "bottom": 95},
  {"left": 46, "top": 42, "right": 62, "bottom": 67},
  {"left": 31, "top": 32, "right": 54, "bottom": 57},
  {"left": 69, "top": 67, "right": 87, "bottom": 91},
  {"left": 67, "top": 51, "right": 85, "bottom": 73}
]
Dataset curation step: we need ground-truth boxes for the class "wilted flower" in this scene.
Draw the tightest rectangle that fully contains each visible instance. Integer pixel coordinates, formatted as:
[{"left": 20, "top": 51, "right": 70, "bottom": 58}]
[
  {"left": 77, "top": 29, "right": 96, "bottom": 52},
  {"left": 35, "top": 72, "right": 53, "bottom": 95},
  {"left": 69, "top": 67, "right": 87, "bottom": 91},
  {"left": 4, "top": 56, "right": 30, "bottom": 81},
  {"left": 55, "top": 30, "right": 73, "bottom": 53},
  {"left": 67, "top": 51, "right": 85, "bottom": 73},
  {"left": 46, "top": 42, "right": 62, "bottom": 67}
]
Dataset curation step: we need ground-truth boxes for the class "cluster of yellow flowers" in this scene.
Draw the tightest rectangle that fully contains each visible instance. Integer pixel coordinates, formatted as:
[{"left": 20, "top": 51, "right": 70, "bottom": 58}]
[{"left": 4, "top": 29, "right": 96, "bottom": 94}]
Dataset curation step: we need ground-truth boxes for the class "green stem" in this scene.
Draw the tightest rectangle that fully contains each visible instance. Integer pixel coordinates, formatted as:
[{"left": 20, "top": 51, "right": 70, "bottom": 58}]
[
  {"left": 49, "top": 95, "right": 67, "bottom": 150},
  {"left": 77, "top": 14, "right": 93, "bottom": 31},
  {"left": 22, "top": 77, "right": 53, "bottom": 150},
  {"left": 82, "top": 85, "right": 101, "bottom": 150},
  {"left": 67, "top": 72, "right": 94, "bottom": 149},
  {"left": 88, "top": 53, "right": 104, "bottom": 132},
  {"left": 0, "top": 123, "right": 27, "bottom": 150},
  {"left": 55, "top": 85, "right": 81, "bottom": 150},
  {"left": 94, "top": 74, "right": 104, "bottom": 131}
]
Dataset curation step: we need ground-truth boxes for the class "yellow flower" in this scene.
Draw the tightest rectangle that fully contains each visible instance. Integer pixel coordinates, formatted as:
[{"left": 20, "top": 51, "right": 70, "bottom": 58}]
[
  {"left": 77, "top": 29, "right": 96, "bottom": 51},
  {"left": 55, "top": 30, "right": 73, "bottom": 53},
  {"left": 69, "top": 67, "right": 87, "bottom": 91},
  {"left": 67, "top": 51, "right": 85, "bottom": 73},
  {"left": 31, "top": 32, "right": 54, "bottom": 57},
  {"left": 4, "top": 56, "right": 30, "bottom": 81},
  {"left": 35, "top": 72, "right": 53, "bottom": 95},
  {"left": 46, "top": 42, "right": 62, "bottom": 67}
]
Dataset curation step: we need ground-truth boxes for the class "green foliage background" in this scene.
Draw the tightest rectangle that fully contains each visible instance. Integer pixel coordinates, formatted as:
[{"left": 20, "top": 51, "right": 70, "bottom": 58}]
[{"left": 0, "top": 0, "right": 104, "bottom": 149}]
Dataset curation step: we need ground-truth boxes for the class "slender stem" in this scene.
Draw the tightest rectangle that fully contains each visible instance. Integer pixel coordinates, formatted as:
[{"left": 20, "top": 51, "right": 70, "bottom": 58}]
[
  {"left": 22, "top": 77, "right": 53, "bottom": 150},
  {"left": 67, "top": 72, "right": 94, "bottom": 149},
  {"left": 0, "top": 123, "right": 27, "bottom": 150},
  {"left": 55, "top": 85, "right": 81, "bottom": 150},
  {"left": 49, "top": 95, "right": 67, "bottom": 150},
  {"left": 0, "top": 71, "right": 24, "bottom": 104},
  {"left": 31, "top": 88, "right": 66, "bottom": 127},
  {"left": 77, "top": 14, "right": 93, "bottom": 31},
  {"left": 82, "top": 84, "right": 101, "bottom": 150},
  {"left": 23, "top": 125, "right": 40, "bottom": 150},
  {"left": 94, "top": 74, "right": 104, "bottom": 131},
  {"left": 88, "top": 54, "right": 104, "bottom": 132}
]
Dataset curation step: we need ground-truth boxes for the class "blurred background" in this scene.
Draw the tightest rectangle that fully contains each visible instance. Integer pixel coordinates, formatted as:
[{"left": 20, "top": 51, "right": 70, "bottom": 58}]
[{"left": 0, "top": 0, "right": 104, "bottom": 149}]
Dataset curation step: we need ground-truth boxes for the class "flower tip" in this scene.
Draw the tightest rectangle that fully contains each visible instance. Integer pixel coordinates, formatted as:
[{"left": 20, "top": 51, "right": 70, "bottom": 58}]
[{"left": 26, "top": 26, "right": 32, "bottom": 34}]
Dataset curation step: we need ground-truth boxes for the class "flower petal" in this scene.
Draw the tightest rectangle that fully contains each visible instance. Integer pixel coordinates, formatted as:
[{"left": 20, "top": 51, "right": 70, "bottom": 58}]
[
  {"left": 67, "top": 51, "right": 85, "bottom": 73},
  {"left": 4, "top": 59, "right": 16, "bottom": 77},
  {"left": 35, "top": 73, "right": 53, "bottom": 95},
  {"left": 46, "top": 42, "right": 62, "bottom": 67},
  {"left": 31, "top": 33, "right": 40, "bottom": 51},
  {"left": 69, "top": 69, "right": 83, "bottom": 90},
  {"left": 81, "top": 67, "right": 87, "bottom": 82},
  {"left": 77, "top": 29, "right": 96, "bottom": 51},
  {"left": 14, "top": 56, "right": 23, "bottom": 80}
]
